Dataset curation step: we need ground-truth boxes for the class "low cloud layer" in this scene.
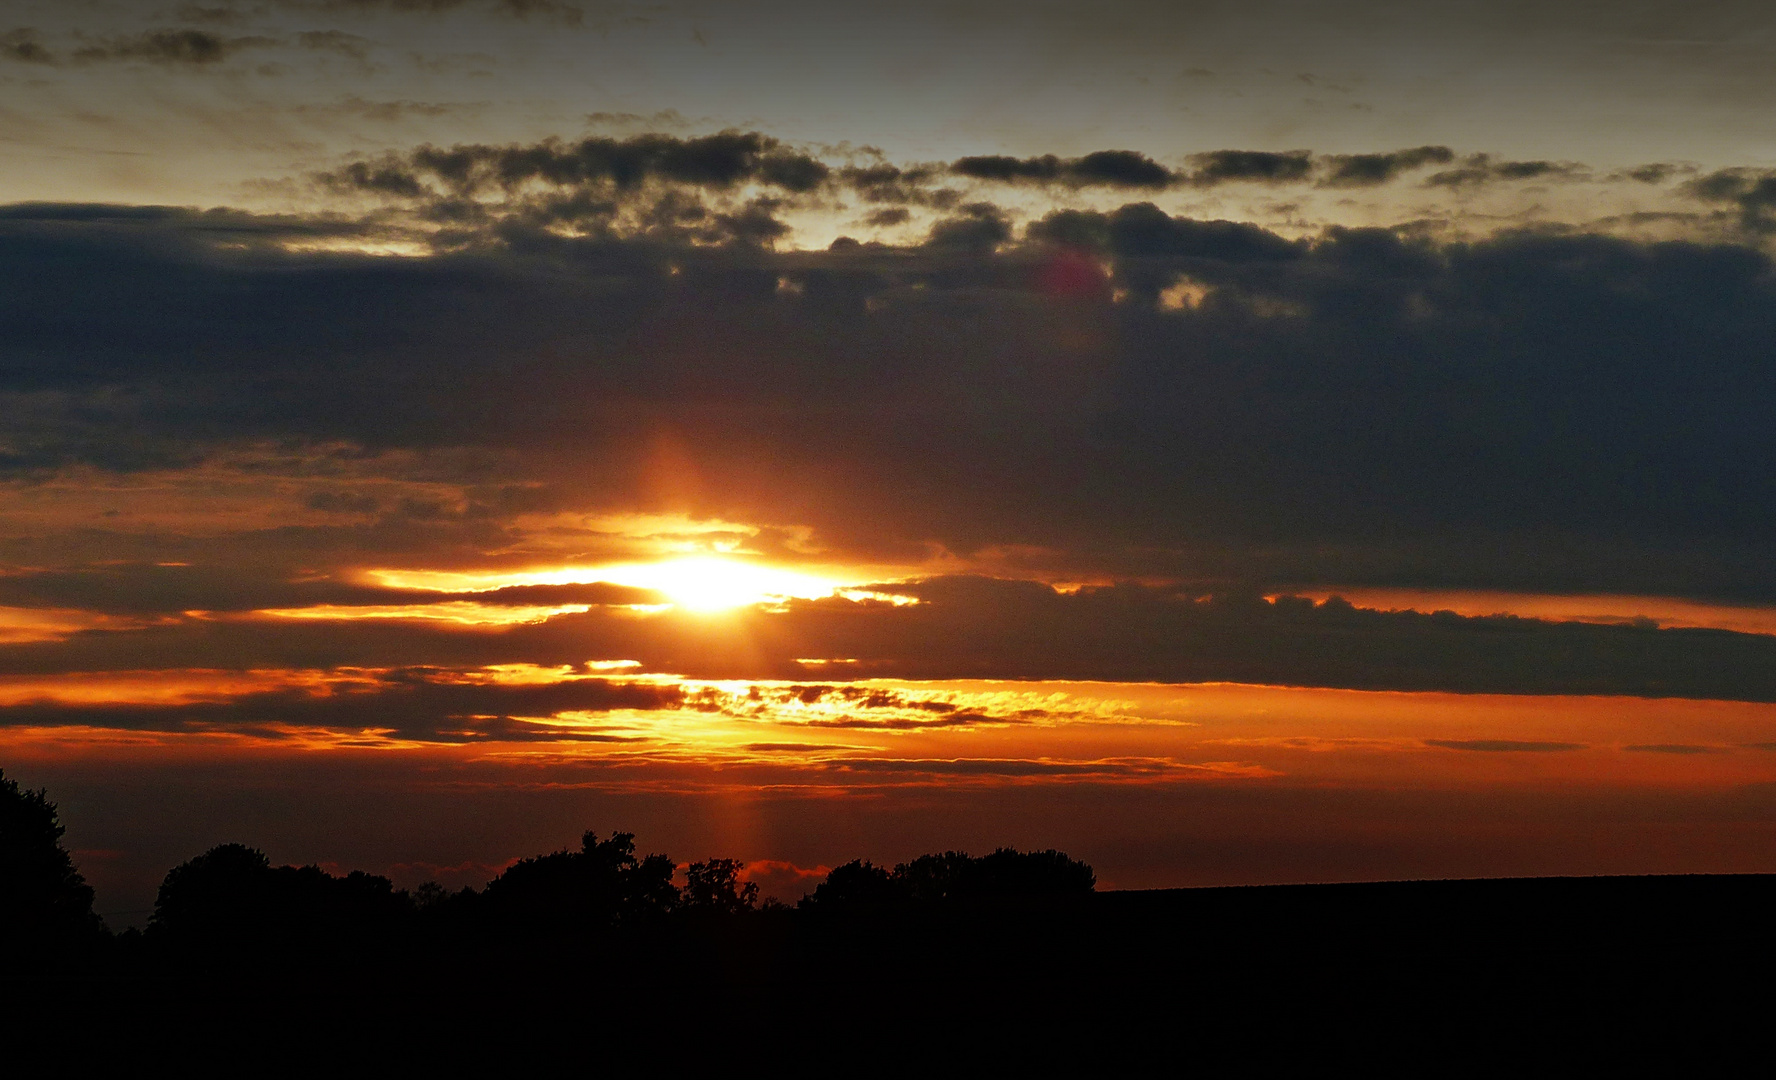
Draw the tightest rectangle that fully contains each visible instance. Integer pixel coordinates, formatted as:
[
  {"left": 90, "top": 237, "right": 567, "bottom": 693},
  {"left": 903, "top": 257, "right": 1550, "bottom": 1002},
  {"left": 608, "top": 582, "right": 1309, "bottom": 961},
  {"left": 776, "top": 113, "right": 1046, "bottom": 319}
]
[{"left": 2, "top": 171, "right": 1772, "bottom": 610}]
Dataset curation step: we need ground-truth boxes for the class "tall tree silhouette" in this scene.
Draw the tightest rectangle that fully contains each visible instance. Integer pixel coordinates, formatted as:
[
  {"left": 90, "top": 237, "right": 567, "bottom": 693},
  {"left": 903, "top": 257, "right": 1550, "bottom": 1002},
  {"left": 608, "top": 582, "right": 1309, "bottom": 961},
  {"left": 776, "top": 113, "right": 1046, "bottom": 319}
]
[{"left": 0, "top": 769, "right": 102, "bottom": 957}]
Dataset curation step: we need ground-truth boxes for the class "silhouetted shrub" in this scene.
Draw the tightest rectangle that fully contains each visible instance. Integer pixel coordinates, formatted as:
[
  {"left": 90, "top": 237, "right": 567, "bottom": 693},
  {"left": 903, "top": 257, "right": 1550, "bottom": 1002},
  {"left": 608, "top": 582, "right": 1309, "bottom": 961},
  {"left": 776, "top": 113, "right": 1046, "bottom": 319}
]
[{"left": 0, "top": 769, "right": 103, "bottom": 958}]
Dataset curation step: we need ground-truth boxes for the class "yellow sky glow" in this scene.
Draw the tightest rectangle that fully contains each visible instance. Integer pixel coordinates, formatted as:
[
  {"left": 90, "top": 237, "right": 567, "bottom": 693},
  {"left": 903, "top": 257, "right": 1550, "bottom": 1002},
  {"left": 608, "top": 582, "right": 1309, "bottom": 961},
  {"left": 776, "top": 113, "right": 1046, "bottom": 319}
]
[{"left": 370, "top": 556, "right": 861, "bottom": 612}]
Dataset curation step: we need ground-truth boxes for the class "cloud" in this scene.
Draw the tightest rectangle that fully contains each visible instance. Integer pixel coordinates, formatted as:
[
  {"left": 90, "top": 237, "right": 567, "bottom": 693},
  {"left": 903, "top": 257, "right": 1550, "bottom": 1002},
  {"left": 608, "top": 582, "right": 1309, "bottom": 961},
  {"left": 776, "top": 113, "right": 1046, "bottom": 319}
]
[
  {"left": 3, "top": 175, "right": 1776, "bottom": 628},
  {"left": 295, "top": 30, "right": 376, "bottom": 59},
  {"left": 71, "top": 30, "right": 276, "bottom": 65},
  {"left": 1186, "top": 149, "right": 1313, "bottom": 186},
  {"left": 1622, "top": 744, "right": 1718, "bottom": 755},
  {"left": 950, "top": 151, "right": 1175, "bottom": 190},
  {"left": 944, "top": 148, "right": 1324, "bottom": 190},
  {"left": 838, "top": 163, "right": 946, "bottom": 205},
  {"left": 1320, "top": 146, "right": 1455, "bottom": 187},
  {"left": 8, "top": 574, "right": 1776, "bottom": 702},
  {"left": 924, "top": 202, "right": 1012, "bottom": 251},
  {"left": 0, "top": 28, "right": 53, "bottom": 63},
  {"left": 0, "top": 667, "right": 685, "bottom": 741},
  {"left": 272, "top": 0, "right": 585, "bottom": 20},
  {"left": 1425, "top": 154, "right": 1586, "bottom": 187},
  {"left": 0, "top": 564, "right": 665, "bottom": 615},
  {"left": 314, "top": 131, "right": 829, "bottom": 242},
  {"left": 1685, "top": 168, "right": 1776, "bottom": 233},
  {"left": 1425, "top": 740, "right": 1586, "bottom": 752},
  {"left": 322, "top": 131, "right": 831, "bottom": 198}
]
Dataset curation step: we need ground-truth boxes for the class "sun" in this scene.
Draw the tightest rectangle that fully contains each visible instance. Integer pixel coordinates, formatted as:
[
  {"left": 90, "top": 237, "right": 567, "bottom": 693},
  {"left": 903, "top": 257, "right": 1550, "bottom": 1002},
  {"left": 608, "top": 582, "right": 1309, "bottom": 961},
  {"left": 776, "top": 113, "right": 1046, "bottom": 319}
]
[
  {"left": 367, "top": 556, "right": 850, "bottom": 613},
  {"left": 593, "top": 557, "right": 840, "bottom": 612}
]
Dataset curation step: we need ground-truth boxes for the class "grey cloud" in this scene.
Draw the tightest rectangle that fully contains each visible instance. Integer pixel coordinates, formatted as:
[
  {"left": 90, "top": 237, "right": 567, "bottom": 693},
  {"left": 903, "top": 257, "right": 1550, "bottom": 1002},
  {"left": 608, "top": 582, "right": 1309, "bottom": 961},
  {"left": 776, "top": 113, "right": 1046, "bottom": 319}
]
[
  {"left": 1025, "top": 201, "right": 1301, "bottom": 263},
  {"left": 924, "top": 202, "right": 1012, "bottom": 251},
  {"left": 1685, "top": 168, "right": 1776, "bottom": 233},
  {"left": 1425, "top": 154, "right": 1586, "bottom": 187},
  {"left": 175, "top": 6, "right": 248, "bottom": 22},
  {"left": 296, "top": 30, "right": 376, "bottom": 59},
  {"left": 71, "top": 29, "right": 276, "bottom": 65},
  {"left": 1622, "top": 163, "right": 1689, "bottom": 185},
  {"left": 950, "top": 150, "right": 1175, "bottom": 190},
  {"left": 838, "top": 163, "right": 946, "bottom": 206},
  {"left": 1320, "top": 146, "right": 1454, "bottom": 187},
  {"left": 273, "top": 0, "right": 584, "bottom": 20},
  {"left": 354, "top": 131, "right": 830, "bottom": 194},
  {"left": 945, "top": 148, "right": 1319, "bottom": 190},
  {"left": 4, "top": 188, "right": 1776, "bottom": 612},
  {"left": 1186, "top": 149, "right": 1313, "bottom": 186},
  {"left": 0, "top": 28, "right": 53, "bottom": 63}
]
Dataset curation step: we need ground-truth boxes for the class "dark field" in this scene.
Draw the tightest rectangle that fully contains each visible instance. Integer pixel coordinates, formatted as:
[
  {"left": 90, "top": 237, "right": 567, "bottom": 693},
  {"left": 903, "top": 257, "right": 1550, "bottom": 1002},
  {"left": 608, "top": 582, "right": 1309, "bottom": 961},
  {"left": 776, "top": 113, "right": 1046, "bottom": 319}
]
[{"left": 11, "top": 872, "right": 1769, "bottom": 1067}]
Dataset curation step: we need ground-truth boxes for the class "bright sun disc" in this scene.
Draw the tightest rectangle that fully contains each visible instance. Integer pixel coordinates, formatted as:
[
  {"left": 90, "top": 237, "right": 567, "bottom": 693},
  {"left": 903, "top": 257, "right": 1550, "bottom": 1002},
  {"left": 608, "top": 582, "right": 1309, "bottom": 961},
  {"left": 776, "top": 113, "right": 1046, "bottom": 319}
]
[
  {"left": 591, "top": 557, "right": 839, "bottom": 611},
  {"left": 367, "top": 557, "right": 850, "bottom": 612}
]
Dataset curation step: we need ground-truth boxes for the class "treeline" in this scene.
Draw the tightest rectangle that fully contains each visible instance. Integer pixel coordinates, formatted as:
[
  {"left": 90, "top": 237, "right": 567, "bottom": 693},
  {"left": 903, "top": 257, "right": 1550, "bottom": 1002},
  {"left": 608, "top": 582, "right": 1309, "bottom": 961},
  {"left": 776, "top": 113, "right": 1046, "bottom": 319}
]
[{"left": 3, "top": 770, "right": 1093, "bottom": 969}]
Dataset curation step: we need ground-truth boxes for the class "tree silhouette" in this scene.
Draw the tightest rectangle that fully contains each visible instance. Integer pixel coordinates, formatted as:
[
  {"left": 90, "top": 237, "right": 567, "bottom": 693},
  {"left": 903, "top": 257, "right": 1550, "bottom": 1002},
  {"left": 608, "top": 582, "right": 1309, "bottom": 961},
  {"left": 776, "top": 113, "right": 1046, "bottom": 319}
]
[
  {"left": 481, "top": 830, "right": 678, "bottom": 933},
  {"left": 0, "top": 769, "right": 102, "bottom": 956},
  {"left": 151, "top": 842, "right": 413, "bottom": 958},
  {"left": 799, "top": 859, "right": 897, "bottom": 911},
  {"left": 802, "top": 848, "right": 1095, "bottom": 910},
  {"left": 682, "top": 858, "right": 759, "bottom": 915},
  {"left": 893, "top": 851, "right": 978, "bottom": 904},
  {"left": 967, "top": 848, "right": 1096, "bottom": 897},
  {"left": 151, "top": 842, "right": 274, "bottom": 942}
]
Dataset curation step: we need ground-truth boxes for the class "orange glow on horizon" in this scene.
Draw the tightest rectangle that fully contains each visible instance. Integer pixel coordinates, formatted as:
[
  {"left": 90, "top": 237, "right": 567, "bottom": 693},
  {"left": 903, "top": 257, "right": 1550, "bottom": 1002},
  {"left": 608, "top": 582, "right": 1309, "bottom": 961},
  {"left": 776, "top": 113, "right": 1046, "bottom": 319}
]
[{"left": 4, "top": 670, "right": 1775, "bottom": 796}]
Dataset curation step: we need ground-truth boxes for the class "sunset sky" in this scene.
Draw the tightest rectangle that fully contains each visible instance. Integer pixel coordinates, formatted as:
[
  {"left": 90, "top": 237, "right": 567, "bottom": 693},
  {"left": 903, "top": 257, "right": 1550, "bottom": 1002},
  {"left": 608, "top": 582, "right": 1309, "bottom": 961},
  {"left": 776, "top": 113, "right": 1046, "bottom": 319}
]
[{"left": 4, "top": 0, "right": 1776, "bottom": 919}]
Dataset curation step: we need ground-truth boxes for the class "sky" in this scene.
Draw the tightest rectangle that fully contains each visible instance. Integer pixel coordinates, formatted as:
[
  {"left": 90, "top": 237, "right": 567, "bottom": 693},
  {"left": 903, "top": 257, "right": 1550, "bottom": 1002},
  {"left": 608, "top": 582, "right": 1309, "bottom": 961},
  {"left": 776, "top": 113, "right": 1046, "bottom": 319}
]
[{"left": 4, "top": 0, "right": 1776, "bottom": 920}]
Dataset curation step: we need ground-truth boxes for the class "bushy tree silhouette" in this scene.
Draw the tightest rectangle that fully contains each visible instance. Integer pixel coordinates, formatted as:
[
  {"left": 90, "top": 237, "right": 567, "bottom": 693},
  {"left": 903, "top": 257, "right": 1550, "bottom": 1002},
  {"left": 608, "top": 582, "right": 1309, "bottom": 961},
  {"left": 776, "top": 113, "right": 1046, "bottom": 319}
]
[
  {"left": 151, "top": 842, "right": 413, "bottom": 958},
  {"left": 967, "top": 848, "right": 1096, "bottom": 897},
  {"left": 682, "top": 858, "right": 759, "bottom": 915},
  {"left": 0, "top": 769, "right": 102, "bottom": 955},
  {"left": 481, "top": 830, "right": 678, "bottom": 934},
  {"left": 801, "top": 848, "right": 1095, "bottom": 910},
  {"left": 799, "top": 859, "right": 897, "bottom": 911},
  {"left": 894, "top": 851, "right": 979, "bottom": 904}
]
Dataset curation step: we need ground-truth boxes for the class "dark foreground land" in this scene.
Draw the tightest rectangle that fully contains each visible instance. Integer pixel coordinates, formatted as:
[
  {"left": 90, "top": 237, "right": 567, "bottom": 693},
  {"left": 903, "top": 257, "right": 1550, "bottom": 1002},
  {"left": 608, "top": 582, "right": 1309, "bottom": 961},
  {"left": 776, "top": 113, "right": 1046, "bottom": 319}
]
[
  {"left": 11, "top": 873, "right": 1774, "bottom": 1066},
  {"left": 5, "top": 769, "right": 1769, "bottom": 1064}
]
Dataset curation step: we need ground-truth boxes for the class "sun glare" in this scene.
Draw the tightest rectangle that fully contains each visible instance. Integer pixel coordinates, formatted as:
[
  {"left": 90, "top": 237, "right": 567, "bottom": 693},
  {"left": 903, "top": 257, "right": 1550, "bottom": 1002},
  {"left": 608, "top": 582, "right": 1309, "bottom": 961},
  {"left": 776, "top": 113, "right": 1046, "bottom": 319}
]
[
  {"left": 595, "top": 557, "right": 839, "bottom": 611},
  {"left": 368, "top": 556, "right": 876, "bottom": 612}
]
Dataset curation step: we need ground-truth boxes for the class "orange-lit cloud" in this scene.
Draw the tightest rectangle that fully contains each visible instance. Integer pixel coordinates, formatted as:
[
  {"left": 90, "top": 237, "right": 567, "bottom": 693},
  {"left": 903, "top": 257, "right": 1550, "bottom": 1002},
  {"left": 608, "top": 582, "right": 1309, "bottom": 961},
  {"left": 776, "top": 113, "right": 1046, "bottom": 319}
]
[{"left": 1289, "top": 589, "right": 1776, "bottom": 638}]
